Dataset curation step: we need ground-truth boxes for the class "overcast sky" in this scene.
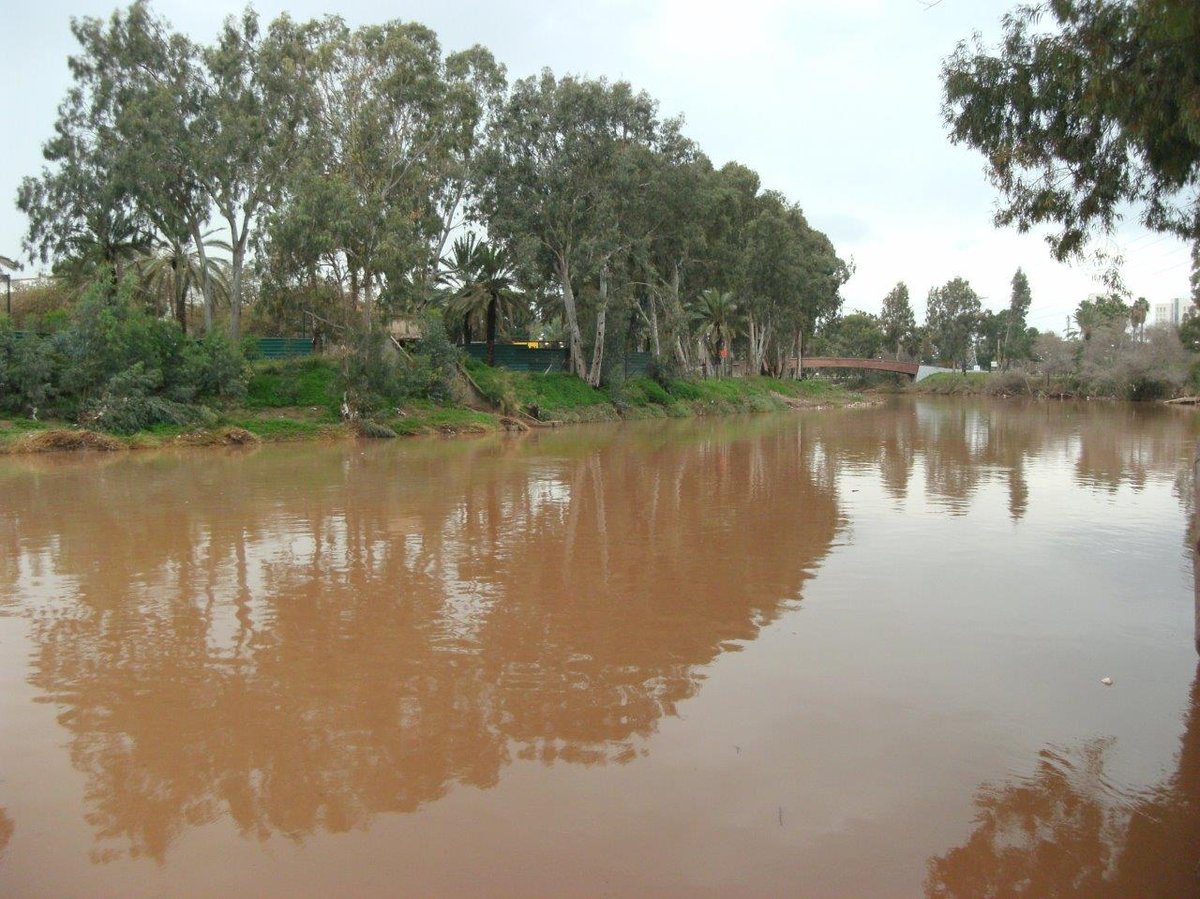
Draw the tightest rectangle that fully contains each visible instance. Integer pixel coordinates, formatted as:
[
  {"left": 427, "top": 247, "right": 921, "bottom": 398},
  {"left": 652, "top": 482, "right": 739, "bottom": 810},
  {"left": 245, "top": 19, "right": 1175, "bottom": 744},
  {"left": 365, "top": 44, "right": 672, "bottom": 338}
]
[{"left": 4, "top": 0, "right": 1193, "bottom": 332}]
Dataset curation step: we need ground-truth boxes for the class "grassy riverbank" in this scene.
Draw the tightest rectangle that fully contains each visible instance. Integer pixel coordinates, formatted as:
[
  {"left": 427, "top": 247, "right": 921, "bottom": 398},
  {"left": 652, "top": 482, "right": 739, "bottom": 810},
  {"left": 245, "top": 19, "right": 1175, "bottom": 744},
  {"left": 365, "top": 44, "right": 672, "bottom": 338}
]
[
  {"left": 911, "top": 369, "right": 1197, "bottom": 401},
  {"left": 0, "top": 357, "right": 863, "bottom": 454}
]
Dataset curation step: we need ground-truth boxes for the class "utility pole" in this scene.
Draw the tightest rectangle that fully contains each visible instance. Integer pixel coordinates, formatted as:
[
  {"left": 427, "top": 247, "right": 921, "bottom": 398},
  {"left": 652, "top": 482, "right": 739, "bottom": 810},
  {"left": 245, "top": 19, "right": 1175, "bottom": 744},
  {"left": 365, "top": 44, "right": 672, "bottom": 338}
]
[{"left": 0, "top": 256, "right": 19, "bottom": 317}]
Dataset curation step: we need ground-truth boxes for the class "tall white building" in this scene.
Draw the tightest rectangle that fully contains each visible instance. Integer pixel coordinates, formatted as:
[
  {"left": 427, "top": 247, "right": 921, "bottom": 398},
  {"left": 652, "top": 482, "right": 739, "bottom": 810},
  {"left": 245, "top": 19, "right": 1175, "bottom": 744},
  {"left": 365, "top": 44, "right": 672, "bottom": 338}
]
[{"left": 1154, "top": 297, "right": 1184, "bottom": 327}]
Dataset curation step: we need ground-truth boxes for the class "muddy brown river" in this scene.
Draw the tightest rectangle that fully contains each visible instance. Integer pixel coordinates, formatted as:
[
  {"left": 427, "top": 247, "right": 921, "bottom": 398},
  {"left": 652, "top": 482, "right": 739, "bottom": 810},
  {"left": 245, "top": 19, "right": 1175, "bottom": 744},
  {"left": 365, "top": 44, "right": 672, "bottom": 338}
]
[{"left": 1, "top": 398, "right": 1198, "bottom": 896}]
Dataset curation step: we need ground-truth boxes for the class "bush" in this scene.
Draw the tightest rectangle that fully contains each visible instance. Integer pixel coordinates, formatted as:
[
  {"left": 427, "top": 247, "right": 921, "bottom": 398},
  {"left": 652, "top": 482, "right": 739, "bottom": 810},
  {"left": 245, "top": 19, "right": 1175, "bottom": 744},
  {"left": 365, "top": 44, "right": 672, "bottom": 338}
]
[
  {"left": 182, "top": 333, "right": 247, "bottom": 401},
  {"left": 339, "top": 329, "right": 404, "bottom": 415},
  {"left": 411, "top": 311, "right": 461, "bottom": 404},
  {"left": 80, "top": 363, "right": 217, "bottom": 434}
]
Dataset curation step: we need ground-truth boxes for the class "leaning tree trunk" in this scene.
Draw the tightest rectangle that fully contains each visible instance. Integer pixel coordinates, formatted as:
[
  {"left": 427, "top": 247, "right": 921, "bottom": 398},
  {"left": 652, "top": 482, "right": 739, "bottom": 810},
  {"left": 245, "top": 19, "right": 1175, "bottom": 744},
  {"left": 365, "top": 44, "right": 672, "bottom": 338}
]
[{"left": 189, "top": 220, "right": 215, "bottom": 336}]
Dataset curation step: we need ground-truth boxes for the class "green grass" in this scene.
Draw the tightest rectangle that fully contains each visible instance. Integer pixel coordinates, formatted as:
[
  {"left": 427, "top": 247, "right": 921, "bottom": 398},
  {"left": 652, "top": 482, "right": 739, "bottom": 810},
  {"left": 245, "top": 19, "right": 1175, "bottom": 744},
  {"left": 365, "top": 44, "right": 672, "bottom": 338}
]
[
  {"left": 616, "top": 377, "right": 675, "bottom": 407},
  {"left": 515, "top": 372, "right": 611, "bottom": 411},
  {"left": 244, "top": 357, "right": 340, "bottom": 410},
  {"left": 389, "top": 399, "right": 496, "bottom": 435},
  {"left": 911, "top": 372, "right": 991, "bottom": 395}
]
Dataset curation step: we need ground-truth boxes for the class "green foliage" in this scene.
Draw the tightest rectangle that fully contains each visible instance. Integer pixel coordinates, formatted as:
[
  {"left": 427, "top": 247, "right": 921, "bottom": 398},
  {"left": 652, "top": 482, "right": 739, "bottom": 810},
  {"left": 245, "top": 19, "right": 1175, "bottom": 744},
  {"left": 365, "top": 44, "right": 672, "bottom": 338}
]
[
  {"left": 409, "top": 312, "right": 461, "bottom": 405},
  {"left": 338, "top": 314, "right": 462, "bottom": 416},
  {"left": 1074, "top": 293, "right": 1130, "bottom": 340},
  {"left": 0, "top": 272, "right": 245, "bottom": 422},
  {"left": 245, "top": 357, "right": 339, "bottom": 409},
  {"left": 182, "top": 333, "right": 247, "bottom": 400},
  {"left": 880, "top": 282, "right": 917, "bottom": 358},
  {"left": 80, "top": 362, "right": 217, "bottom": 434},
  {"left": 817, "top": 311, "right": 885, "bottom": 359},
  {"left": 462, "top": 356, "right": 518, "bottom": 412},
  {"left": 620, "top": 377, "right": 674, "bottom": 407},
  {"left": 943, "top": 0, "right": 1200, "bottom": 260},
  {"left": 913, "top": 372, "right": 992, "bottom": 395},
  {"left": 974, "top": 310, "right": 1006, "bottom": 371},
  {"left": 1180, "top": 309, "right": 1200, "bottom": 353},
  {"left": 515, "top": 372, "right": 611, "bottom": 411},
  {"left": 926, "top": 278, "right": 983, "bottom": 369},
  {"left": 338, "top": 330, "right": 405, "bottom": 415}
]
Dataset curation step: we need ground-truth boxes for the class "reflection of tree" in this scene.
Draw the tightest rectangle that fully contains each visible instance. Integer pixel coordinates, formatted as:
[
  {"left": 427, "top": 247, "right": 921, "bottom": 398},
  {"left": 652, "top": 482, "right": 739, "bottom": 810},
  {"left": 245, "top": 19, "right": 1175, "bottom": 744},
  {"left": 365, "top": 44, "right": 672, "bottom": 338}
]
[
  {"left": 0, "top": 807, "right": 13, "bottom": 859},
  {"left": 1, "top": 418, "right": 838, "bottom": 862},
  {"left": 926, "top": 667, "right": 1200, "bottom": 897},
  {"left": 800, "top": 398, "right": 1195, "bottom": 518}
]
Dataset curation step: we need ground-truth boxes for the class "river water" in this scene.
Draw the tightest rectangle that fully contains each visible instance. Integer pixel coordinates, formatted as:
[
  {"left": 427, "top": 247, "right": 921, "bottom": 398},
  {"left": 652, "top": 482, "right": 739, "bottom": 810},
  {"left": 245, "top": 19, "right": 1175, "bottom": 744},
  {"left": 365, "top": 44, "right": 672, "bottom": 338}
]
[{"left": 0, "top": 398, "right": 1197, "bottom": 897}]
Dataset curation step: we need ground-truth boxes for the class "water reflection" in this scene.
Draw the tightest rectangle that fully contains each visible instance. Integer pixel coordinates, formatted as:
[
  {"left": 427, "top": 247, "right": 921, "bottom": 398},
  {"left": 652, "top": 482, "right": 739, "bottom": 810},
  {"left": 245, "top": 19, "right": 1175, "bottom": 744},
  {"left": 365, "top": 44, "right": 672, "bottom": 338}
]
[
  {"left": 925, "top": 667, "right": 1200, "bottom": 897},
  {"left": 0, "top": 399, "right": 1197, "bottom": 872},
  {"left": 802, "top": 398, "right": 1196, "bottom": 516},
  {"left": 0, "top": 419, "right": 839, "bottom": 861}
]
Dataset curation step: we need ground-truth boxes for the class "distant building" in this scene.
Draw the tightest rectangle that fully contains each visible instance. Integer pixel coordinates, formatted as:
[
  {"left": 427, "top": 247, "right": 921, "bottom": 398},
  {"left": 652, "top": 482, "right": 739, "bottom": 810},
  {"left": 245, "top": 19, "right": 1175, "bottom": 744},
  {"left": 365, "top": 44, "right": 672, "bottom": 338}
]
[{"left": 1154, "top": 297, "right": 1185, "bottom": 328}]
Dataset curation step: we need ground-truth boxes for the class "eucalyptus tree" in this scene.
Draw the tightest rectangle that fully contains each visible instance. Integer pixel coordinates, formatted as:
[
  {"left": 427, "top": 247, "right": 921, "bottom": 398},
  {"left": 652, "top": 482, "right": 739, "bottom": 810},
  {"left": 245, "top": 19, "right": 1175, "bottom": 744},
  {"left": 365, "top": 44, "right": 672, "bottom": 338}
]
[
  {"left": 17, "top": 1, "right": 208, "bottom": 326},
  {"left": 926, "top": 278, "right": 983, "bottom": 370},
  {"left": 880, "top": 282, "right": 916, "bottom": 359},
  {"left": 943, "top": 0, "right": 1200, "bottom": 264},
  {"left": 476, "top": 70, "right": 666, "bottom": 384},
  {"left": 193, "top": 10, "right": 317, "bottom": 340},
  {"left": 265, "top": 19, "right": 503, "bottom": 329},
  {"left": 740, "top": 191, "right": 848, "bottom": 376},
  {"left": 819, "top": 311, "right": 885, "bottom": 360}
]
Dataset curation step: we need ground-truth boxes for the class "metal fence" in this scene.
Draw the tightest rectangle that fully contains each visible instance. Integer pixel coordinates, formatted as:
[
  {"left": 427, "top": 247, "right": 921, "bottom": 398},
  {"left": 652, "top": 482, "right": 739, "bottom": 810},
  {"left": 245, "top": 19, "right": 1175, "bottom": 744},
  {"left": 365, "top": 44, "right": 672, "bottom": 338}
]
[{"left": 463, "top": 343, "right": 652, "bottom": 376}]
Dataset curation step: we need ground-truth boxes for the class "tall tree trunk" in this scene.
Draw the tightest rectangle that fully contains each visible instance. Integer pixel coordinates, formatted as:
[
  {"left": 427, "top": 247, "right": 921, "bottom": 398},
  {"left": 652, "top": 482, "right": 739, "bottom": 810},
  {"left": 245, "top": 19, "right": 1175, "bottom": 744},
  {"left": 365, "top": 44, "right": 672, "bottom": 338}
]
[
  {"left": 648, "top": 291, "right": 661, "bottom": 359},
  {"left": 588, "top": 262, "right": 609, "bottom": 387},
  {"left": 669, "top": 262, "right": 690, "bottom": 370},
  {"left": 226, "top": 213, "right": 250, "bottom": 343},
  {"left": 190, "top": 221, "right": 215, "bottom": 336},
  {"left": 557, "top": 253, "right": 587, "bottom": 380},
  {"left": 230, "top": 254, "right": 243, "bottom": 342},
  {"left": 173, "top": 244, "right": 187, "bottom": 334},
  {"left": 486, "top": 292, "right": 498, "bottom": 367},
  {"left": 361, "top": 272, "right": 373, "bottom": 331}
]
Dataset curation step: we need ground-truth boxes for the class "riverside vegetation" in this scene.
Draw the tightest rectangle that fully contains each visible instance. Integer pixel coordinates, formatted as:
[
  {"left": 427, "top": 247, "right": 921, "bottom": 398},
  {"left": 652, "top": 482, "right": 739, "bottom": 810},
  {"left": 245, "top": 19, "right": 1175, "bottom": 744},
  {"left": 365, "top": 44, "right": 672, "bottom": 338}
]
[{"left": 0, "top": 273, "right": 858, "bottom": 454}]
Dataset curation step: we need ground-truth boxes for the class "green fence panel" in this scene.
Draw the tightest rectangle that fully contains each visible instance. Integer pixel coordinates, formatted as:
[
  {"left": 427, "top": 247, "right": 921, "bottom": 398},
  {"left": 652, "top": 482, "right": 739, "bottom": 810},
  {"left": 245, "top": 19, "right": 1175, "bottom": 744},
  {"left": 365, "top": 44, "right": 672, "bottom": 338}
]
[
  {"left": 464, "top": 344, "right": 653, "bottom": 376},
  {"left": 464, "top": 343, "right": 567, "bottom": 372},
  {"left": 625, "top": 352, "right": 652, "bottom": 376},
  {"left": 256, "top": 338, "right": 313, "bottom": 359}
]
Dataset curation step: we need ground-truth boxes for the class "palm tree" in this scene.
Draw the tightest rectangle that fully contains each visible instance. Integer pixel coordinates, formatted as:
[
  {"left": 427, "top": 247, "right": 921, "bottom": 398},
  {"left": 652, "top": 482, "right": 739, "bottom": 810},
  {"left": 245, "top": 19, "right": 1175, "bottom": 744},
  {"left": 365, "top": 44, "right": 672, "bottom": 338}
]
[
  {"left": 692, "top": 289, "right": 739, "bottom": 377},
  {"left": 133, "top": 232, "right": 231, "bottom": 332},
  {"left": 441, "top": 237, "right": 523, "bottom": 366},
  {"left": 60, "top": 208, "right": 149, "bottom": 286},
  {"left": 1130, "top": 297, "right": 1150, "bottom": 341}
]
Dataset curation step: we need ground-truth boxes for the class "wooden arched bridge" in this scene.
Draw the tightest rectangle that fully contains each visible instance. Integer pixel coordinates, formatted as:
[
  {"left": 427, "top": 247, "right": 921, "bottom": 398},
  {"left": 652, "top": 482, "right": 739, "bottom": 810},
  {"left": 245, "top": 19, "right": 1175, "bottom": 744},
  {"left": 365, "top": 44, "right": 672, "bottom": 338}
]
[
  {"left": 803, "top": 357, "right": 918, "bottom": 377},
  {"left": 800, "top": 357, "right": 951, "bottom": 381}
]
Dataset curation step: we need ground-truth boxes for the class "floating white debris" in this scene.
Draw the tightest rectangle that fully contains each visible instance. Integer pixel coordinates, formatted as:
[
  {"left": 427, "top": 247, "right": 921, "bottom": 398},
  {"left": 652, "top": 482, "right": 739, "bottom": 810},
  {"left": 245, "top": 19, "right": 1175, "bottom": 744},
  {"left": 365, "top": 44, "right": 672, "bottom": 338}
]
[{"left": 1101, "top": 676, "right": 1113, "bottom": 686}]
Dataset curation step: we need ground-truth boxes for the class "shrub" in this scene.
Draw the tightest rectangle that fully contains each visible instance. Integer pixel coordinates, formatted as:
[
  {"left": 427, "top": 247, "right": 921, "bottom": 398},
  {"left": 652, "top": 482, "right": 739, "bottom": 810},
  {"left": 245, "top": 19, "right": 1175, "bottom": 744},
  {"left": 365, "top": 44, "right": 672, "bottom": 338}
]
[
  {"left": 182, "top": 333, "right": 247, "bottom": 401},
  {"left": 80, "top": 363, "right": 217, "bottom": 434},
  {"left": 412, "top": 311, "right": 461, "bottom": 404},
  {"left": 338, "top": 329, "right": 403, "bottom": 415}
]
